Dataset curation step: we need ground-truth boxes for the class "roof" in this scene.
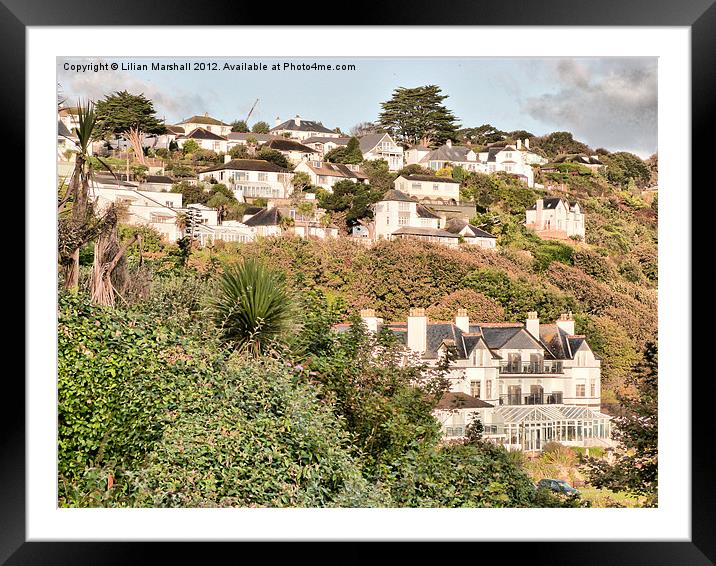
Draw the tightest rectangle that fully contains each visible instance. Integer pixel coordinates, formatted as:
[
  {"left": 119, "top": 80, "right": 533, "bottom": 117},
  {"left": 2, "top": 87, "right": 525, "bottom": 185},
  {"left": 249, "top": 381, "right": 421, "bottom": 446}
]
[
  {"left": 57, "top": 121, "right": 73, "bottom": 138},
  {"left": 401, "top": 174, "right": 459, "bottom": 184},
  {"left": 422, "top": 144, "right": 473, "bottom": 163},
  {"left": 358, "top": 133, "right": 388, "bottom": 153},
  {"left": 443, "top": 218, "right": 497, "bottom": 239},
  {"left": 178, "top": 115, "right": 228, "bottom": 126},
  {"left": 144, "top": 175, "right": 174, "bottom": 184},
  {"left": 392, "top": 226, "right": 459, "bottom": 239},
  {"left": 495, "top": 405, "right": 611, "bottom": 424},
  {"left": 435, "top": 392, "right": 494, "bottom": 410},
  {"left": 527, "top": 197, "right": 565, "bottom": 211},
  {"left": 243, "top": 207, "right": 283, "bottom": 226},
  {"left": 265, "top": 138, "right": 316, "bottom": 153},
  {"left": 226, "top": 132, "right": 277, "bottom": 143},
  {"left": 180, "top": 127, "right": 227, "bottom": 141},
  {"left": 415, "top": 204, "right": 441, "bottom": 219},
  {"left": 271, "top": 118, "right": 335, "bottom": 134},
  {"left": 301, "top": 136, "right": 350, "bottom": 146},
  {"left": 554, "top": 154, "right": 604, "bottom": 165},
  {"left": 93, "top": 176, "right": 138, "bottom": 188},
  {"left": 381, "top": 189, "right": 415, "bottom": 203},
  {"left": 199, "top": 159, "right": 289, "bottom": 174}
]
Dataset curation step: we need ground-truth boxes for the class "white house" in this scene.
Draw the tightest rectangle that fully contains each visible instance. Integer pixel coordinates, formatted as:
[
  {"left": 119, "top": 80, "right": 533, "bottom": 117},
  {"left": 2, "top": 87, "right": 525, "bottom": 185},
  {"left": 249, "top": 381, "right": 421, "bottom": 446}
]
[
  {"left": 176, "top": 128, "right": 229, "bottom": 154},
  {"left": 175, "top": 114, "right": 232, "bottom": 137},
  {"left": 197, "top": 158, "right": 293, "bottom": 200},
  {"left": 526, "top": 197, "right": 585, "bottom": 240},
  {"left": 443, "top": 218, "right": 497, "bottom": 248},
  {"left": 393, "top": 174, "right": 461, "bottom": 204},
  {"left": 57, "top": 120, "right": 78, "bottom": 161},
  {"left": 404, "top": 145, "right": 431, "bottom": 166},
  {"left": 293, "top": 160, "right": 368, "bottom": 192},
  {"left": 301, "top": 136, "right": 350, "bottom": 157},
  {"left": 143, "top": 125, "right": 184, "bottom": 150},
  {"left": 270, "top": 115, "right": 341, "bottom": 141},
  {"left": 372, "top": 189, "right": 460, "bottom": 248},
  {"left": 359, "top": 133, "right": 404, "bottom": 171},
  {"left": 226, "top": 132, "right": 278, "bottom": 150},
  {"left": 354, "top": 309, "right": 610, "bottom": 452}
]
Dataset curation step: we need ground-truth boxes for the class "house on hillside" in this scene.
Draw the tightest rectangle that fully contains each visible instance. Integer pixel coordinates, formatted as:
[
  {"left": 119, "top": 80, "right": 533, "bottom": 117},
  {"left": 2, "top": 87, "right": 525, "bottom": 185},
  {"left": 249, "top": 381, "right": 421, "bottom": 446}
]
[
  {"left": 175, "top": 114, "right": 232, "bottom": 137},
  {"left": 552, "top": 153, "right": 606, "bottom": 173},
  {"left": 526, "top": 197, "right": 585, "bottom": 240},
  {"left": 359, "top": 133, "right": 404, "bottom": 171},
  {"left": 393, "top": 174, "right": 460, "bottom": 204},
  {"left": 263, "top": 138, "right": 320, "bottom": 165},
  {"left": 176, "top": 127, "right": 229, "bottom": 154},
  {"left": 270, "top": 115, "right": 341, "bottom": 141},
  {"left": 293, "top": 160, "right": 368, "bottom": 192},
  {"left": 443, "top": 218, "right": 497, "bottom": 248},
  {"left": 404, "top": 145, "right": 431, "bottom": 166},
  {"left": 140, "top": 175, "right": 175, "bottom": 192},
  {"left": 143, "top": 125, "right": 184, "bottom": 150},
  {"left": 301, "top": 136, "right": 350, "bottom": 157},
  {"left": 226, "top": 132, "right": 278, "bottom": 151},
  {"left": 197, "top": 158, "right": 293, "bottom": 200},
  {"left": 349, "top": 309, "right": 610, "bottom": 452}
]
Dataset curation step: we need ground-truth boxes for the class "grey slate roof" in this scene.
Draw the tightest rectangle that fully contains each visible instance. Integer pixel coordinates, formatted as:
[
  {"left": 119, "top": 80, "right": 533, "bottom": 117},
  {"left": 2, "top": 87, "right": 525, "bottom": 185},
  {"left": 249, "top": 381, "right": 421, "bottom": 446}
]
[
  {"left": 436, "top": 392, "right": 494, "bottom": 410},
  {"left": 443, "top": 218, "right": 497, "bottom": 239},
  {"left": 381, "top": 189, "right": 415, "bottom": 202},
  {"left": 265, "top": 138, "right": 316, "bottom": 152},
  {"left": 243, "top": 207, "right": 282, "bottom": 227},
  {"left": 422, "top": 144, "right": 472, "bottom": 162},
  {"left": 178, "top": 115, "right": 228, "bottom": 126},
  {"left": 271, "top": 118, "right": 335, "bottom": 134},
  {"left": 145, "top": 175, "right": 174, "bottom": 184},
  {"left": 392, "top": 226, "right": 459, "bottom": 240},
  {"left": 199, "top": 159, "right": 289, "bottom": 174},
  {"left": 415, "top": 204, "right": 441, "bottom": 219},
  {"left": 301, "top": 136, "right": 350, "bottom": 145},
  {"left": 527, "top": 197, "right": 565, "bottom": 211},
  {"left": 181, "top": 127, "right": 227, "bottom": 141},
  {"left": 358, "top": 133, "right": 386, "bottom": 153},
  {"left": 57, "top": 120, "right": 73, "bottom": 138}
]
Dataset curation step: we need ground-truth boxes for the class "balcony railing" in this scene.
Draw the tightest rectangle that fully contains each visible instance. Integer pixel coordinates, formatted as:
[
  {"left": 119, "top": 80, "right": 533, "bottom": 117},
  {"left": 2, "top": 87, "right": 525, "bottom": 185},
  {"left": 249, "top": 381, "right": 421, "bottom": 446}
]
[
  {"left": 499, "top": 362, "right": 563, "bottom": 374},
  {"left": 498, "top": 392, "right": 564, "bottom": 406}
]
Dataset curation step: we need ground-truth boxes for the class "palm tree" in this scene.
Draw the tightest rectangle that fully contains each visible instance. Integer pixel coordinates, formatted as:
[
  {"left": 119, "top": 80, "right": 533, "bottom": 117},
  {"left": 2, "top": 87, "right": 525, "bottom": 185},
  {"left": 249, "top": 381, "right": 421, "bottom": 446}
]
[
  {"left": 210, "top": 259, "right": 295, "bottom": 355},
  {"left": 58, "top": 100, "right": 99, "bottom": 290}
]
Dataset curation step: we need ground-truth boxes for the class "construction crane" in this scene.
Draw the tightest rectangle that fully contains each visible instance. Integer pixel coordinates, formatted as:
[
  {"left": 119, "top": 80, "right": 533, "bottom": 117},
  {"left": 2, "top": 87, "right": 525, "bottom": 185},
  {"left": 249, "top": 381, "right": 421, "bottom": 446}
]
[{"left": 245, "top": 98, "right": 259, "bottom": 123}]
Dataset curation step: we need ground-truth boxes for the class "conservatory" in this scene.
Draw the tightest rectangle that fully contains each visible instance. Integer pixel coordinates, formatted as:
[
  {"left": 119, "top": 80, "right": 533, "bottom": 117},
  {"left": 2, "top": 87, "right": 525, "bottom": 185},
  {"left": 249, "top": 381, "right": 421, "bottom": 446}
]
[{"left": 487, "top": 405, "right": 612, "bottom": 452}]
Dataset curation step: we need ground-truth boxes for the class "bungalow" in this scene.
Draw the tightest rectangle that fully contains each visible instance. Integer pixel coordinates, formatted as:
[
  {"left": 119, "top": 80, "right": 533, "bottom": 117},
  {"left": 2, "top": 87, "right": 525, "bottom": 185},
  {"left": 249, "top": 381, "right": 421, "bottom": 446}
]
[
  {"left": 175, "top": 113, "right": 232, "bottom": 137},
  {"left": 359, "top": 133, "right": 404, "bottom": 171},
  {"left": 354, "top": 308, "right": 610, "bottom": 452},
  {"left": 293, "top": 160, "right": 368, "bottom": 192},
  {"left": 443, "top": 218, "right": 497, "bottom": 249},
  {"left": 140, "top": 175, "right": 175, "bottom": 192},
  {"left": 301, "top": 136, "right": 350, "bottom": 157},
  {"left": 552, "top": 153, "right": 606, "bottom": 172},
  {"left": 270, "top": 115, "right": 342, "bottom": 141},
  {"left": 419, "top": 140, "right": 478, "bottom": 172},
  {"left": 526, "top": 197, "right": 585, "bottom": 240},
  {"left": 176, "top": 127, "right": 229, "bottom": 154},
  {"left": 263, "top": 138, "right": 320, "bottom": 165},
  {"left": 197, "top": 158, "right": 293, "bottom": 201}
]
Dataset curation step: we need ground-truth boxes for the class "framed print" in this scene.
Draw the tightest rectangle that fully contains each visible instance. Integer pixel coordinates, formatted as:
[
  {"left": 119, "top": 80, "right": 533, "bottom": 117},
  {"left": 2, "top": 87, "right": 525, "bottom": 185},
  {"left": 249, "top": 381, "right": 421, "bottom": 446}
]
[{"left": 7, "top": 0, "right": 712, "bottom": 562}]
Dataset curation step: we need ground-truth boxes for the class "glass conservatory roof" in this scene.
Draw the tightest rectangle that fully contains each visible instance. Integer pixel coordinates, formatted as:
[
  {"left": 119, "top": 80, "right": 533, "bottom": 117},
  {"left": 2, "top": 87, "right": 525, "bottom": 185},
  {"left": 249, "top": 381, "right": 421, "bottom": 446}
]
[{"left": 495, "top": 405, "right": 611, "bottom": 424}]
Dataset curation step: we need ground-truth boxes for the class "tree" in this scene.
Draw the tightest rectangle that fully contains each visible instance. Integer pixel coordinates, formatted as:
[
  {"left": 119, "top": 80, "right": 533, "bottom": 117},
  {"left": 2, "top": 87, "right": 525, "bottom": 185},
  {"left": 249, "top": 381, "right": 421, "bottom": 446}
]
[
  {"left": 324, "top": 137, "right": 363, "bottom": 165},
  {"left": 94, "top": 91, "right": 165, "bottom": 166},
  {"left": 291, "top": 171, "right": 312, "bottom": 192},
  {"left": 318, "top": 179, "right": 384, "bottom": 229},
  {"left": 231, "top": 119, "right": 249, "bottom": 133},
  {"left": 171, "top": 181, "right": 210, "bottom": 205},
  {"left": 378, "top": 85, "right": 460, "bottom": 147},
  {"left": 210, "top": 259, "right": 296, "bottom": 355},
  {"left": 602, "top": 151, "right": 651, "bottom": 188},
  {"left": 360, "top": 159, "right": 395, "bottom": 193},
  {"left": 256, "top": 147, "right": 289, "bottom": 169},
  {"left": 251, "top": 121, "right": 270, "bottom": 134},
  {"left": 458, "top": 124, "right": 505, "bottom": 146},
  {"left": 350, "top": 121, "right": 380, "bottom": 137},
  {"left": 228, "top": 144, "right": 249, "bottom": 159},
  {"left": 206, "top": 190, "right": 236, "bottom": 225},
  {"left": 531, "top": 131, "right": 590, "bottom": 159},
  {"left": 181, "top": 139, "right": 199, "bottom": 155},
  {"left": 582, "top": 342, "right": 658, "bottom": 506}
]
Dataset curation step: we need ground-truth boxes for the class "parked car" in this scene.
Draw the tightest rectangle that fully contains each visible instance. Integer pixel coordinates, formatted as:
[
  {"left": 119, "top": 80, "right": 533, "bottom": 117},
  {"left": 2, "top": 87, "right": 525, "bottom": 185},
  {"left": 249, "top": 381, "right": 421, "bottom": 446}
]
[{"left": 536, "top": 478, "right": 580, "bottom": 496}]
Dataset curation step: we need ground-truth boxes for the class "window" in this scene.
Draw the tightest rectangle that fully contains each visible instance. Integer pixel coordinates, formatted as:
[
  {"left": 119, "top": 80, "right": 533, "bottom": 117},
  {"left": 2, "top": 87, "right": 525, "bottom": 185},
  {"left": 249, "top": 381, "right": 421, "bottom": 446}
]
[
  {"left": 411, "top": 183, "right": 422, "bottom": 192},
  {"left": 399, "top": 202, "right": 410, "bottom": 211},
  {"left": 232, "top": 172, "right": 248, "bottom": 181},
  {"left": 398, "top": 214, "right": 409, "bottom": 226},
  {"left": 258, "top": 172, "right": 268, "bottom": 182},
  {"left": 590, "top": 382, "right": 596, "bottom": 397},
  {"left": 470, "top": 381, "right": 481, "bottom": 398},
  {"left": 486, "top": 380, "right": 492, "bottom": 399},
  {"left": 433, "top": 184, "right": 439, "bottom": 191},
  {"left": 576, "top": 384, "right": 586, "bottom": 397}
]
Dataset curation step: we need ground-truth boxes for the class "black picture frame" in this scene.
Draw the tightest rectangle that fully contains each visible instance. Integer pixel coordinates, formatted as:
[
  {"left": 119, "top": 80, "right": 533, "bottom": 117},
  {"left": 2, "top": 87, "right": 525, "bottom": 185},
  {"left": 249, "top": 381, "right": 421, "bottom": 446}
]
[{"left": 6, "top": 1, "right": 708, "bottom": 563}]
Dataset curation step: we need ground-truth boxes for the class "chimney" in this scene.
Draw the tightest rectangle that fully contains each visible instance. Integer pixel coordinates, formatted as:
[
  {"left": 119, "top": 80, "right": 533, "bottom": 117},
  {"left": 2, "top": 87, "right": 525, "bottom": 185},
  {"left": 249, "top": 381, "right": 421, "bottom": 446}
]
[
  {"left": 224, "top": 154, "right": 232, "bottom": 164},
  {"left": 516, "top": 139, "right": 522, "bottom": 150},
  {"left": 360, "top": 308, "right": 383, "bottom": 333},
  {"left": 536, "top": 198, "right": 544, "bottom": 228},
  {"left": 295, "top": 114, "right": 301, "bottom": 127},
  {"left": 455, "top": 308, "right": 470, "bottom": 334},
  {"left": 526, "top": 311, "right": 540, "bottom": 338},
  {"left": 556, "top": 312, "right": 575, "bottom": 335},
  {"left": 275, "top": 116, "right": 281, "bottom": 127},
  {"left": 445, "top": 139, "right": 452, "bottom": 148},
  {"left": 525, "top": 138, "right": 530, "bottom": 149},
  {"left": 407, "top": 308, "right": 427, "bottom": 354},
  {"left": 204, "top": 112, "right": 209, "bottom": 117}
]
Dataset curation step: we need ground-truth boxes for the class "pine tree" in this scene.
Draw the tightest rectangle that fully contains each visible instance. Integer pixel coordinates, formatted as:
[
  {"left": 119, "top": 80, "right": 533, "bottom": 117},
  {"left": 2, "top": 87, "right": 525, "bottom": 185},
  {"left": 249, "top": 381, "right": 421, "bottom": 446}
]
[{"left": 378, "top": 85, "right": 459, "bottom": 148}]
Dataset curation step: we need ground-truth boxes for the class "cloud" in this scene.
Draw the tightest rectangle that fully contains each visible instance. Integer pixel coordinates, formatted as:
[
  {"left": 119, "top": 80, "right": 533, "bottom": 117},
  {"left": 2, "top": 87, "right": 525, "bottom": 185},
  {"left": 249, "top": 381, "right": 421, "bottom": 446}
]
[
  {"left": 523, "top": 58, "right": 657, "bottom": 156},
  {"left": 57, "top": 58, "right": 208, "bottom": 123}
]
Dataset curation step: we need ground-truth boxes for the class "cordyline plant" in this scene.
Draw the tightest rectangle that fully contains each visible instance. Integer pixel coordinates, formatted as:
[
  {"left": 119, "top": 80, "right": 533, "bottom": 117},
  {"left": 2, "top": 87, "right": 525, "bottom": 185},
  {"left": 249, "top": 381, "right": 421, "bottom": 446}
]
[{"left": 210, "top": 259, "right": 296, "bottom": 356}]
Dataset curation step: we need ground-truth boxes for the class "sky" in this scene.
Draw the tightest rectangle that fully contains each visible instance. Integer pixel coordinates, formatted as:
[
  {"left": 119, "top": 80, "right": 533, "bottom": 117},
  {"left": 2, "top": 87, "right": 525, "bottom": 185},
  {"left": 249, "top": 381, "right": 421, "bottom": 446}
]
[{"left": 58, "top": 57, "right": 657, "bottom": 157}]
